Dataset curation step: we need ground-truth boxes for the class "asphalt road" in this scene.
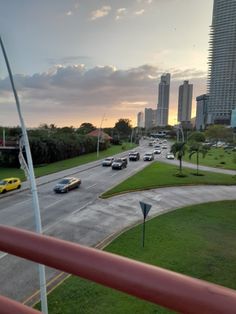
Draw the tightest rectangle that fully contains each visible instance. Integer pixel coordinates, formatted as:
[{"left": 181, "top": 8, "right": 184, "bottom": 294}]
[{"left": 0, "top": 140, "right": 235, "bottom": 304}]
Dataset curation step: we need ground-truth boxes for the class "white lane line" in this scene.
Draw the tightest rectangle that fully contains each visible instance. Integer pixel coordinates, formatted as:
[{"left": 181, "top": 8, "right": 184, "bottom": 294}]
[
  {"left": 43, "top": 201, "right": 92, "bottom": 233},
  {"left": 44, "top": 199, "right": 65, "bottom": 210},
  {"left": 111, "top": 173, "right": 118, "bottom": 177},
  {"left": 86, "top": 183, "right": 97, "bottom": 189}
]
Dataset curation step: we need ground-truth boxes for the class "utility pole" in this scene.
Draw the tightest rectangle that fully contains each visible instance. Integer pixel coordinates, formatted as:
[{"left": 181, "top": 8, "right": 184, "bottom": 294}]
[
  {"left": 97, "top": 114, "right": 106, "bottom": 158},
  {"left": 0, "top": 36, "right": 48, "bottom": 314}
]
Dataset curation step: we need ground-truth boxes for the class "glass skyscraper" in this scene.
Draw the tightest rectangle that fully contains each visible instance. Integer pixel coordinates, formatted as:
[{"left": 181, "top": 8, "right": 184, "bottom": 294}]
[{"left": 208, "top": 0, "right": 236, "bottom": 124}]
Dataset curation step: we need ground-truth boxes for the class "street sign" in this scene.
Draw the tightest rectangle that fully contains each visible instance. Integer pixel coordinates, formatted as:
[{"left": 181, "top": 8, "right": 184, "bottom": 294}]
[
  {"left": 140, "top": 201, "right": 152, "bottom": 220},
  {"left": 139, "top": 201, "right": 152, "bottom": 247}
]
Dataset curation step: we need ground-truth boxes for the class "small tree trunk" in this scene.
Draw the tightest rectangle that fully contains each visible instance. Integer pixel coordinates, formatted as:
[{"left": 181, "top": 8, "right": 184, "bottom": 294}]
[
  {"left": 180, "top": 157, "right": 182, "bottom": 175},
  {"left": 197, "top": 152, "right": 199, "bottom": 175}
]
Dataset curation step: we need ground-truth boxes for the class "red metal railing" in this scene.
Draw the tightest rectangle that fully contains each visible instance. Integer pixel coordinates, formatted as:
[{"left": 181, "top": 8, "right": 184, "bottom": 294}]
[{"left": 1, "top": 225, "right": 236, "bottom": 314}]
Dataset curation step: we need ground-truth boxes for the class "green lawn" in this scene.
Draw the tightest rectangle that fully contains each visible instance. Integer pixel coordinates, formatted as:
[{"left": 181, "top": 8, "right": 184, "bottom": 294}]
[
  {"left": 101, "top": 161, "right": 236, "bottom": 198},
  {"left": 0, "top": 143, "right": 135, "bottom": 181},
  {"left": 36, "top": 200, "right": 236, "bottom": 314},
  {"left": 184, "top": 147, "right": 236, "bottom": 170}
]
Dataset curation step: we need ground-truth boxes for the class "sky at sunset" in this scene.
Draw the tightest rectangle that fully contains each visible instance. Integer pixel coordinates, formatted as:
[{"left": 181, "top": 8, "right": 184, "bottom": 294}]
[{"left": 0, "top": 0, "right": 213, "bottom": 128}]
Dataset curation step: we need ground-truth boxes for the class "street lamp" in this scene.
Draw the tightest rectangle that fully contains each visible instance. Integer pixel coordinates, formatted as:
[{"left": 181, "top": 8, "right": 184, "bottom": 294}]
[
  {"left": 0, "top": 36, "right": 48, "bottom": 314},
  {"left": 97, "top": 114, "right": 106, "bottom": 158}
]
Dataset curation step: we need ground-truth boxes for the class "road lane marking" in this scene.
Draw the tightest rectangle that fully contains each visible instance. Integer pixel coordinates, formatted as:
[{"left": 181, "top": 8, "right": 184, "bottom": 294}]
[
  {"left": 43, "top": 201, "right": 92, "bottom": 233},
  {"left": 86, "top": 183, "right": 97, "bottom": 189},
  {"left": 44, "top": 199, "right": 65, "bottom": 209}
]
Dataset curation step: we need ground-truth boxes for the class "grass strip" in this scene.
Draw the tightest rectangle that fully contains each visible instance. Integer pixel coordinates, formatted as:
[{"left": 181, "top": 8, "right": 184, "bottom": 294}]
[
  {"left": 0, "top": 143, "right": 136, "bottom": 181},
  {"left": 35, "top": 200, "right": 236, "bottom": 314},
  {"left": 101, "top": 161, "right": 236, "bottom": 198}
]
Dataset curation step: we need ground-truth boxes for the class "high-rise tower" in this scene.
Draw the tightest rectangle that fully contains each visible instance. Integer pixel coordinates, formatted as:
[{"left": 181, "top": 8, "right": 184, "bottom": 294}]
[
  {"left": 208, "top": 0, "right": 236, "bottom": 124},
  {"left": 178, "top": 80, "right": 193, "bottom": 123},
  {"left": 157, "top": 73, "right": 171, "bottom": 127}
]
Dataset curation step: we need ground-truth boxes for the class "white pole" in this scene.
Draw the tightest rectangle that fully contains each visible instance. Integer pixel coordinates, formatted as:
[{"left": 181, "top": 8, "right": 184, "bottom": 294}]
[
  {"left": 0, "top": 36, "right": 48, "bottom": 314},
  {"left": 3, "top": 128, "right": 5, "bottom": 147},
  {"left": 97, "top": 114, "right": 105, "bottom": 158}
]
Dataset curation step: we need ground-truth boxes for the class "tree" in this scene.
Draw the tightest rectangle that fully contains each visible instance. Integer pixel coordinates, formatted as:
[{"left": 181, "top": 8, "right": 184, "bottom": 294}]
[
  {"left": 114, "top": 119, "right": 132, "bottom": 140},
  {"left": 77, "top": 123, "right": 96, "bottom": 135},
  {"left": 189, "top": 142, "right": 208, "bottom": 175},
  {"left": 205, "top": 125, "right": 233, "bottom": 143},
  {"left": 188, "top": 131, "right": 205, "bottom": 143},
  {"left": 171, "top": 142, "right": 186, "bottom": 175}
]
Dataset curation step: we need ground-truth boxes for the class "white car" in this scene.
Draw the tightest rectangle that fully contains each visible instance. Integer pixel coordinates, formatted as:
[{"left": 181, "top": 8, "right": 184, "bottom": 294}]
[
  {"left": 102, "top": 157, "right": 114, "bottom": 166},
  {"left": 153, "top": 149, "right": 161, "bottom": 154},
  {"left": 166, "top": 153, "right": 175, "bottom": 160}
]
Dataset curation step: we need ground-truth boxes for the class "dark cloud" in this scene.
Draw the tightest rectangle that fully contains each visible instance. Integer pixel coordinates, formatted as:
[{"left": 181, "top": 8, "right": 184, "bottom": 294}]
[{"left": 0, "top": 64, "right": 207, "bottom": 126}]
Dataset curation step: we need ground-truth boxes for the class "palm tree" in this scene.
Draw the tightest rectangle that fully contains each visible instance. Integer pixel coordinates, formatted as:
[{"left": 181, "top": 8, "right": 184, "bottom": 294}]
[
  {"left": 189, "top": 142, "right": 208, "bottom": 175},
  {"left": 171, "top": 142, "right": 186, "bottom": 175}
]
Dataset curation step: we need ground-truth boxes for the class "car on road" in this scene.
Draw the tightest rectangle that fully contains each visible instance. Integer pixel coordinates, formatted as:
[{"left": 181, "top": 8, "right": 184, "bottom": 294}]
[
  {"left": 153, "top": 149, "right": 161, "bottom": 154},
  {"left": 162, "top": 145, "right": 168, "bottom": 149},
  {"left": 143, "top": 152, "right": 154, "bottom": 161},
  {"left": 53, "top": 177, "right": 81, "bottom": 193},
  {"left": 102, "top": 157, "right": 114, "bottom": 166},
  {"left": 129, "top": 151, "right": 140, "bottom": 161},
  {"left": 166, "top": 153, "right": 175, "bottom": 160},
  {"left": 0, "top": 178, "right": 21, "bottom": 194},
  {"left": 112, "top": 158, "right": 128, "bottom": 170}
]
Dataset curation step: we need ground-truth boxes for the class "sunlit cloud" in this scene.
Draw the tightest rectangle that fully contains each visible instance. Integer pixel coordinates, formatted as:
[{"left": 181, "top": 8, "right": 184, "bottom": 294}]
[
  {"left": 90, "top": 6, "right": 111, "bottom": 21},
  {"left": 134, "top": 9, "right": 145, "bottom": 16},
  {"left": 0, "top": 64, "right": 206, "bottom": 127},
  {"left": 115, "top": 7, "right": 127, "bottom": 20},
  {"left": 66, "top": 11, "right": 73, "bottom": 16}
]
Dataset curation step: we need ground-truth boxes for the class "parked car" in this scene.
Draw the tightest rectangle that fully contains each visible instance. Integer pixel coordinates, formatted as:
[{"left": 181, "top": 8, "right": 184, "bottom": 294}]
[
  {"left": 53, "top": 177, "right": 81, "bottom": 193},
  {"left": 0, "top": 177, "right": 21, "bottom": 194},
  {"left": 102, "top": 157, "right": 114, "bottom": 166},
  {"left": 166, "top": 153, "right": 175, "bottom": 160},
  {"left": 143, "top": 152, "right": 154, "bottom": 161},
  {"left": 153, "top": 149, "right": 161, "bottom": 154},
  {"left": 112, "top": 158, "right": 128, "bottom": 170},
  {"left": 129, "top": 151, "right": 140, "bottom": 161}
]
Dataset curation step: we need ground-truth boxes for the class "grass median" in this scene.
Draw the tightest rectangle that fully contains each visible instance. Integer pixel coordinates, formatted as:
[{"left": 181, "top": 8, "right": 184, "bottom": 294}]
[
  {"left": 101, "top": 161, "right": 236, "bottom": 198},
  {"left": 184, "top": 147, "right": 236, "bottom": 170},
  {"left": 0, "top": 143, "right": 136, "bottom": 181},
  {"left": 35, "top": 200, "right": 236, "bottom": 313}
]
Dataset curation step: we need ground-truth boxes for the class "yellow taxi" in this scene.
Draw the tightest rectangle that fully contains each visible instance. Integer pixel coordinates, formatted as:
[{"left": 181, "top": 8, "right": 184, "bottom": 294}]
[{"left": 0, "top": 178, "right": 21, "bottom": 194}]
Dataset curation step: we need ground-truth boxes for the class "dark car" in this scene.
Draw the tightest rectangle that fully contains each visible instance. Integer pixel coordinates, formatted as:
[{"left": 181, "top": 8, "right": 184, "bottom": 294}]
[
  {"left": 112, "top": 158, "right": 128, "bottom": 170},
  {"left": 143, "top": 152, "right": 154, "bottom": 161},
  {"left": 53, "top": 177, "right": 81, "bottom": 193},
  {"left": 129, "top": 151, "right": 140, "bottom": 161},
  {"left": 102, "top": 157, "right": 114, "bottom": 166}
]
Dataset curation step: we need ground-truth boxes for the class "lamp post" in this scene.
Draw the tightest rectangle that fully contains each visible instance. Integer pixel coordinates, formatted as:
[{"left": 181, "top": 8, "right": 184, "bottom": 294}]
[
  {"left": 0, "top": 36, "right": 48, "bottom": 314},
  {"left": 97, "top": 114, "right": 106, "bottom": 158}
]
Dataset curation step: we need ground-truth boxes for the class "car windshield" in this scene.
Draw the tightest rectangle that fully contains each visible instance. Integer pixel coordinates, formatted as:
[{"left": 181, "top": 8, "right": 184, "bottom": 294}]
[
  {"left": 0, "top": 180, "right": 7, "bottom": 185},
  {"left": 105, "top": 158, "right": 112, "bottom": 161},
  {"left": 59, "top": 179, "right": 70, "bottom": 184},
  {"left": 145, "top": 153, "right": 152, "bottom": 156},
  {"left": 114, "top": 159, "right": 122, "bottom": 162}
]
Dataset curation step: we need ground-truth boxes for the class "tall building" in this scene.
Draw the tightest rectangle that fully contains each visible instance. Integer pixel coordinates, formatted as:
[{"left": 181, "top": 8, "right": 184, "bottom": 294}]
[
  {"left": 196, "top": 94, "right": 209, "bottom": 130},
  {"left": 157, "top": 73, "right": 171, "bottom": 127},
  {"left": 145, "top": 108, "right": 156, "bottom": 130},
  {"left": 137, "top": 112, "right": 144, "bottom": 128},
  {"left": 208, "top": 0, "right": 236, "bottom": 125},
  {"left": 178, "top": 80, "right": 193, "bottom": 123}
]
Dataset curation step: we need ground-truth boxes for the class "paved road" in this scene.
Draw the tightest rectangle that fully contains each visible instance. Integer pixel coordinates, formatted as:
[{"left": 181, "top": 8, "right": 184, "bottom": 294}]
[{"left": 0, "top": 140, "right": 235, "bottom": 303}]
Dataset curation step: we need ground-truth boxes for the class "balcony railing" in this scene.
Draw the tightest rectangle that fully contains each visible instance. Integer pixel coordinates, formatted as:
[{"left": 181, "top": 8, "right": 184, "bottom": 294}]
[{"left": 1, "top": 225, "right": 236, "bottom": 314}]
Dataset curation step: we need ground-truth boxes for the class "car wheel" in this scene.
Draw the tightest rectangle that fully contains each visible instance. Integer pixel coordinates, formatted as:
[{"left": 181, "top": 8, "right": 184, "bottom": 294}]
[
  {"left": 2, "top": 189, "right": 6, "bottom": 194},
  {"left": 17, "top": 185, "right": 21, "bottom": 189}
]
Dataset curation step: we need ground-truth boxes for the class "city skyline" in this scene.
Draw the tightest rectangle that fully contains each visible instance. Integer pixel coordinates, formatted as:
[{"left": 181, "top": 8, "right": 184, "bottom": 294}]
[{"left": 0, "top": 0, "right": 213, "bottom": 128}]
